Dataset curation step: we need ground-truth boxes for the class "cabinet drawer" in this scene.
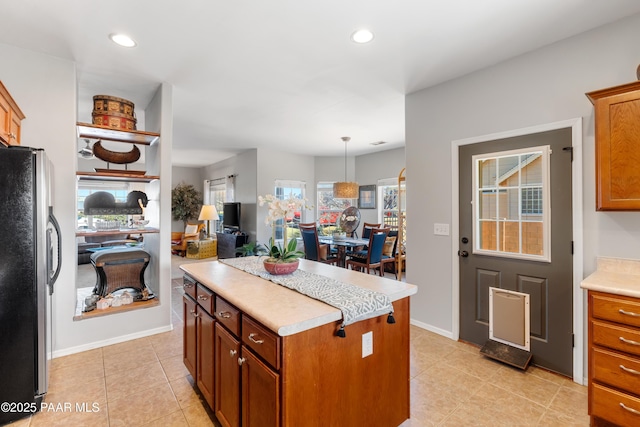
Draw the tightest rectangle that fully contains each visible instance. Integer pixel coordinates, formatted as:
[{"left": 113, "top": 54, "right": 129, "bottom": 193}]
[
  {"left": 215, "top": 296, "right": 240, "bottom": 337},
  {"left": 242, "top": 316, "right": 280, "bottom": 371},
  {"left": 196, "top": 284, "right": 214, "bottom": 316},
  {"left": 593, "top": 320, "right": 640, "bottom": 357},
  {"left": 592, "top": 293, "right": 640, "bottom": 328},
  {"left": 183, "top": 275, "right": 197, "bottom": 300},
  {"left": 593, "top": 347, "right": 640, "bottom": 395},
  {"left": 592, "top": 382, "right": 640, "bottom": 426}
]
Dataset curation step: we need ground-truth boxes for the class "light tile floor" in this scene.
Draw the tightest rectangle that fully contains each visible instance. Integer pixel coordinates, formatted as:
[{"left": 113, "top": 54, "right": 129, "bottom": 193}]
[{"left": 10, "top": 278, "right": 589, "bottom": 426}]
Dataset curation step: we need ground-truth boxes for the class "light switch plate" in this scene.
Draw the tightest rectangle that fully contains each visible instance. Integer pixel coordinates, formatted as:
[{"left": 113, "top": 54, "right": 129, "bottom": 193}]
[
  {"left": 362, "top": 331, "right": 373, "bottom": 358},
  {"left": 434, "top": 223, "right": 450, "bottom": 236}
]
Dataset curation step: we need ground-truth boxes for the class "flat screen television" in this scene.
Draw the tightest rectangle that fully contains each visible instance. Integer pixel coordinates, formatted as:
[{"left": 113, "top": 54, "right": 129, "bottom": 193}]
[{"left": 222, "top": 202, "right": 241, "bottom": 230}]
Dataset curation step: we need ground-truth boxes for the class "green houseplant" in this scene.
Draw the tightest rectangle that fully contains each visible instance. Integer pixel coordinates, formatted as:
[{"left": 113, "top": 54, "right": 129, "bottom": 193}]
[
  {"left": 171, "top": 183, "right": 203, "bottom": 227},
  {"left": 236, "top": 241, "right": 269, "bottom": 257}
]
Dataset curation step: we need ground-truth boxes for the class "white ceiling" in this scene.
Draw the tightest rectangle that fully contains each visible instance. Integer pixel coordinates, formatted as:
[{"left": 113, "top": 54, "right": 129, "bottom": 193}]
[{"left": 2, "top": 0, "right": 640, "bottom": 167}]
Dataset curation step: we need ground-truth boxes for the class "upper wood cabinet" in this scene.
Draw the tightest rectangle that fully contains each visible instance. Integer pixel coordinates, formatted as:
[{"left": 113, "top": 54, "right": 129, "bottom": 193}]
[
  {"left": 587, "top": 81, "right": 640, "bottom": 211},
  {"left": 0, "top": 81, "right": 25, "bottom": 147}
]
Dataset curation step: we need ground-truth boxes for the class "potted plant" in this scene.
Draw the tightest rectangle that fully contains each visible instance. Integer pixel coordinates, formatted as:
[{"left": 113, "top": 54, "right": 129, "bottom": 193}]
[
  {"left": 258, "top": 194, "right": 308, "bottom": 274},
  {"left": 236, "top": 241, "right": 269, "bottom": 257},
  {"left": 171, "top": 183, "right": 203, "bottom": 228},
  {"left": 333, "top": 226, "right": 346, "bottom": 240}
]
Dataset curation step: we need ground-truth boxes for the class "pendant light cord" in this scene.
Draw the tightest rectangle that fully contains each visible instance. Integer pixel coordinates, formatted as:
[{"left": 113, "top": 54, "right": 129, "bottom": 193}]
[{"left": 342, "top": 136, "right": 350, "bottom": 181}]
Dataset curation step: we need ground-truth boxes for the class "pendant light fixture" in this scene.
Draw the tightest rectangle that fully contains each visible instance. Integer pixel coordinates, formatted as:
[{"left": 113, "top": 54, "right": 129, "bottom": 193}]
[
  {"left": 333, "top": 136, "right": 359, "bottom": 199},
  {"left": 78, "top": 139, "right": 94, "bottom": 159}
]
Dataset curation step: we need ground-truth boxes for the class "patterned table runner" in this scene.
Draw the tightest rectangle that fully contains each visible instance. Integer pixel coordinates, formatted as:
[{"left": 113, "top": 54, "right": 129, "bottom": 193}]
[{"left": 219, "top": 256, "right": 393, "bottom": 329}]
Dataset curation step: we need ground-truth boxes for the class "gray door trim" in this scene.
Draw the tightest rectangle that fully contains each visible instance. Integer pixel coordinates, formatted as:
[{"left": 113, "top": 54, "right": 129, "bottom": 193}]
[{"left": 450, "top": 118, "right": 584, "bottom": 384}]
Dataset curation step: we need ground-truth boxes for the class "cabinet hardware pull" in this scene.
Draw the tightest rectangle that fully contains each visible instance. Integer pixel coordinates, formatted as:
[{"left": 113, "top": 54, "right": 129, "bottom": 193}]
[
  {"left": 620, "top": 403, "right": 640, "bottom": 416},
  {"left": 230, "top": 349, "right": 237, "bottom": 357},
  {"left": 248, "top": 333, "right": 264, "bottom": 344},
  {"left": 619, "top": 337, "right": 640, "bottom": 346},
  {"left": 238, "top": 357, "right": 246, "bottom": 366},
  {"left": 217, "top": 311, "right": 232, "bottom": 318},
  {"left": 184, "top": 283, "right": 194, "bottom": 288},
  {"left": 197, "top": 295, "right": 208, "bottom": 301},
  {"left": 619, "top": 308, "right": 640, "bottom": 317},
  {"left": 620, "top": 365, "right": 640, "bottom": 375},
  {"left": 190, "top": 309, "right": 199, "bottom": 318}
]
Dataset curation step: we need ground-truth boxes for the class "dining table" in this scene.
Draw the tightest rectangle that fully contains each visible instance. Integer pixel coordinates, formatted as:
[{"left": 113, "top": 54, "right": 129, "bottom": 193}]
[{"left": 318, "top": 236, "right": 369, "bottom": 267}]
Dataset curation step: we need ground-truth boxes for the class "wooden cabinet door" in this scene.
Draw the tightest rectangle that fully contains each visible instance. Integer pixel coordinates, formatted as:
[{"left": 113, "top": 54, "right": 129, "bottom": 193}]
[
  {"left": 183, "top": 296, "right": 197, "bottom": 379},
  {"left": 215, "top": 323, "right": 241, "bottom": 427},
  {"left": 587, "top": 81, "right": 640, "bottom": 210},
  {"left": 0, "top": 92, "right": 10, "bottom": 145},
  {"left": 8, "top": 109, "right": 21, "bottom": 145},
  {"left": 197, "top": 307, "right": 215, "bottom": 409},
  {"left": 241, "top": 346, "right": 280, "bottom": 427}
]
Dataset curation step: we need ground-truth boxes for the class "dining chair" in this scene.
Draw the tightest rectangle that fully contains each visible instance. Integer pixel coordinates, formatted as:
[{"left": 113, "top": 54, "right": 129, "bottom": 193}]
[
  {"left": 346, "top": 227, "right": 390, "bottom": 275},
  {"left": 360, "top": 222, "right": 381, "bottom": 240},
  {"left": 346, "top": 222, "right": 382, "bottom": 257},
  {"left": 380, "top": 229, "right": 399, "bottom": 279},
  {"left": 299, "top": 223, "right": 338, "bottom": 265}
]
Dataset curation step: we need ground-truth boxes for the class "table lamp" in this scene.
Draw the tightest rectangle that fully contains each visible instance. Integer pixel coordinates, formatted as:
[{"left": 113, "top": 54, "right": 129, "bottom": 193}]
[{"left": 198, "top": 205, "right": 219, "bottom": 239}]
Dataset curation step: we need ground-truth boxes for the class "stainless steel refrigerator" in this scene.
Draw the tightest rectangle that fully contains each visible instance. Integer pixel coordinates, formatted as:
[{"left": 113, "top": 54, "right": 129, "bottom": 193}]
[{"left": 0, "top": 146, "right": 61, "bottom": 424}]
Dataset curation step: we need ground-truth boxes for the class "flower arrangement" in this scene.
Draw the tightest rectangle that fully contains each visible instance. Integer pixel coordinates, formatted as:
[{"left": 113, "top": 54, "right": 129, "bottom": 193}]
[{"left": 258, "top": 194, "right": 308, "bottom": 263}]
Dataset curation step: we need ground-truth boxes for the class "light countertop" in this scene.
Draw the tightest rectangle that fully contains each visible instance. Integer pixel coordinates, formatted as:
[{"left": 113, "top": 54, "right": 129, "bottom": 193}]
[
  {"left": 180, "top": 259, "right": 417, "bottom": 337},
  {"left": 580, "top": 257, "right": 640, "bottom": 298}
]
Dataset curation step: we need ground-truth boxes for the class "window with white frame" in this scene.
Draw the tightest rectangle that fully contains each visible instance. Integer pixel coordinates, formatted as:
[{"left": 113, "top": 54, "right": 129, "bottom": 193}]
[
  {"left": 316, "top": 182, "right": 355, "bottom": 234},
  {"left": 377, "top": 178, "right": 400, "bottom": 228},
  {"left": 206, "top": 178, "right": 226, "bottom": 232},
  {"left": 77, "top": 181, "right": 131, "bottom": 229},
  {"left": 472, "top": 146, "right": 550, "bottom": 261},
  {"left": 274, "top": 180, "right": 306, "bottom": 240}
]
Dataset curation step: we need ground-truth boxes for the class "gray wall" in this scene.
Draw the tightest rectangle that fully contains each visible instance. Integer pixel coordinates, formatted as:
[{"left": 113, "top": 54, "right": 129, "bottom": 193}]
[
  {"left": 256, "top": 149, "right": 315, "bottom": 244},
  {"left": 405, "top": 12, "right": 640, "bottom": 350},
  {"left": 355, "top": 147, "right": 405, "bottom": 227},
  {"left": 201, "top": 149, "right": 259, "bottom": 242}
]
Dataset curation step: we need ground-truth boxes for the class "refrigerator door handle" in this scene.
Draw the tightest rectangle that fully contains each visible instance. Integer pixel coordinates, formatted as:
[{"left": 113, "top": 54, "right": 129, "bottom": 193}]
[{"left": 47, "top": 207, "right": 62, "bottom": 294}]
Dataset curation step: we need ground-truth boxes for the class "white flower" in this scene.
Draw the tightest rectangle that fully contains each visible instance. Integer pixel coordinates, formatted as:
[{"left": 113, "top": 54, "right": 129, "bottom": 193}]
[{"left": 259, "top": 194, "right": 308, "bottom": 225}]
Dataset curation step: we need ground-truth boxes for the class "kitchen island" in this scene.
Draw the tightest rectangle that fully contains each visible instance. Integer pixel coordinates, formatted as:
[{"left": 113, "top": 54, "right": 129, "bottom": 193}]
[{"left": 181, "top": 258, "right": 417, "bottom": 427}]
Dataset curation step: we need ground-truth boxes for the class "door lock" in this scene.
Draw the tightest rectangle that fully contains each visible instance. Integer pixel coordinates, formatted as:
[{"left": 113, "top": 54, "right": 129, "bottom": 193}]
[{"left": 458, "top": 250, "right": 469, "bottom": 257}]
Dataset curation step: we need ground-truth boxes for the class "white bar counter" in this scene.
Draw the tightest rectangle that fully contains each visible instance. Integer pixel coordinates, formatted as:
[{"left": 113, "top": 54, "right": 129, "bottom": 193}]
[
  {"left": 580, "top": 257, "right": 640, "bottom": 298},
  {"left": 180, "top": 258, "right": 417, "bottom": 336}
]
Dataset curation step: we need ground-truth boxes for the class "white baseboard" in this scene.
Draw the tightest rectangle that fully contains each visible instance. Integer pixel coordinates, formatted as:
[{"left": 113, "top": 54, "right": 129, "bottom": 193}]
[
  {"left": 410, "top": 318, "right": 454, "bottom": 340},
  {"left": 52, "top": 324, "right": 174, "bottom": 358}
]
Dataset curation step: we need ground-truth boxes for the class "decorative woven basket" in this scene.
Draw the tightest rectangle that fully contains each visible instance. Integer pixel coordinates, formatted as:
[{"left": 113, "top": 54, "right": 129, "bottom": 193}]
[
  {"left": 92, "top": 112, "right": 137, "bottom": 130},
  {"left": 93, "top": 95, "right": 135, "bottom": 118}
]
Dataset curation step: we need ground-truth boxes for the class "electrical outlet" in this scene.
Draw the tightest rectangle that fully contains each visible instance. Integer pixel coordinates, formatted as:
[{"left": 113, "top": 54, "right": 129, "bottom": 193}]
[
  {"left": 434, "top": 223, "right": 450, "bottom": 236},
  {"left": 362, "top": 331, "right": 373, "bottom": 358}
]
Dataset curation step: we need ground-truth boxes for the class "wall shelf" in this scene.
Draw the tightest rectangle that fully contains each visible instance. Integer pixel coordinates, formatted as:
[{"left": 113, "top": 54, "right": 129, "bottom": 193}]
[
  {"left": 76, "top": 228, "right": 159, "bottom": 237},
  {"left": 76, "top": 171, "right": 159, "bottom": 182},
  {"left": 76, "top": 122, "right": 160, "bottom": 145}
]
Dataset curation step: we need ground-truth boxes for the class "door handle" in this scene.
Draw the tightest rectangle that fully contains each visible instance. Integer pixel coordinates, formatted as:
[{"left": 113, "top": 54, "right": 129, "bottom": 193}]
[{"left": 458, "top": 250, "right": 469, "bottom": 257}]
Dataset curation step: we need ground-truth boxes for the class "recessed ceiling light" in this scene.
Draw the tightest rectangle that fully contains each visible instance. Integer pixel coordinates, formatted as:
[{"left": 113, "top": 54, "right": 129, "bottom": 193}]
[
  {"left": 351, "top": 29, "right": 374, "bottom": 44},
  {"left": 109, "top": 33, "right": 137, "bottom": 48}
]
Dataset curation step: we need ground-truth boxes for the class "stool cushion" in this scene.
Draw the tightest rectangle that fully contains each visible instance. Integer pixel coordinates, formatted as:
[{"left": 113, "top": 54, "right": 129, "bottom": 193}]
[{"left": 91, "top": 248, "right": 149, "bottom": 266}]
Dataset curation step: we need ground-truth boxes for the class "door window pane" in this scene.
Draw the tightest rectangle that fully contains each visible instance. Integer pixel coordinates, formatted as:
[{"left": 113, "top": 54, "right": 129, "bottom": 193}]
[{"left": 472, "top": 146, "right": 550, "bottom": 262}]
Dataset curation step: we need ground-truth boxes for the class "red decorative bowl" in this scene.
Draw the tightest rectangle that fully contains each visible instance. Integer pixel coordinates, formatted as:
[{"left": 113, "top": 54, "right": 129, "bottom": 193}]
[{"left": 263, "top": 259, "right": 299, "bottom": 275}]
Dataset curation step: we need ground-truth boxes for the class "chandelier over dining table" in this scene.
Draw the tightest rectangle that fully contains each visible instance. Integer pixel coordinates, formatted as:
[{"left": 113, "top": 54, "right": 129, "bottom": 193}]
[{"left": 333, "top": 136, "right": 359, "bottom": 199}]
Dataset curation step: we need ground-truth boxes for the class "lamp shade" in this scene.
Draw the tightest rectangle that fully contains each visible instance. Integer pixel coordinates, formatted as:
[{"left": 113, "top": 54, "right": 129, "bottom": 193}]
[
  {"left": 334, "top": 136, "right": 359, "bottom": 199},
  {"left": 198, "top": 205, "right": 219, "bottom": 221},
  {"left": 333, "top": 182, "right": 359, "bottom": 199}
]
